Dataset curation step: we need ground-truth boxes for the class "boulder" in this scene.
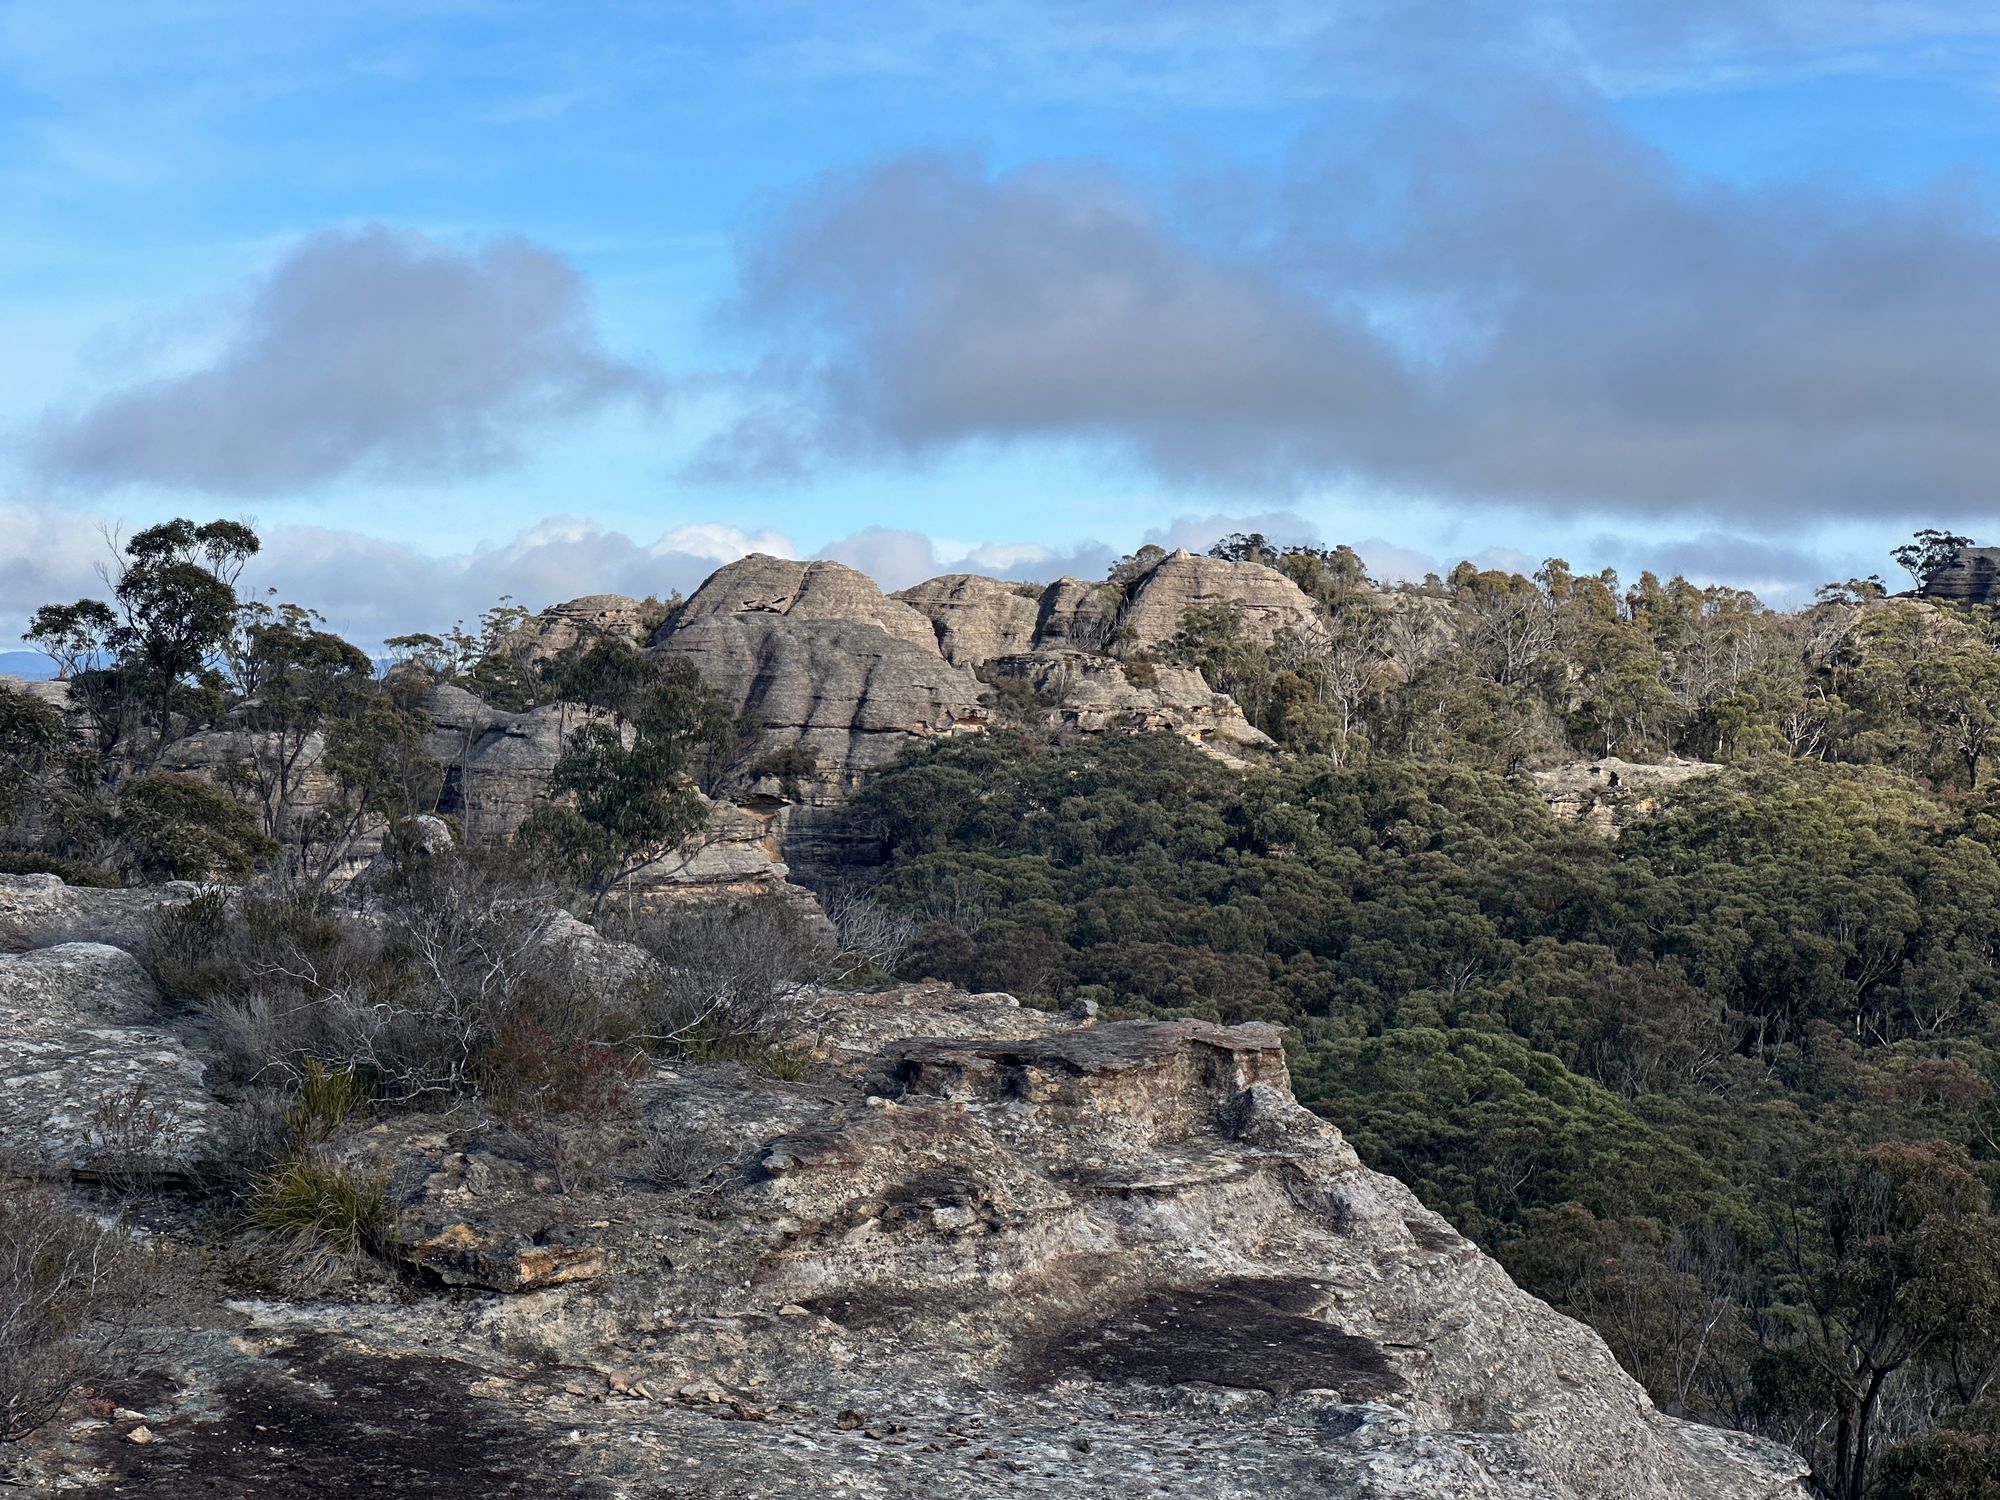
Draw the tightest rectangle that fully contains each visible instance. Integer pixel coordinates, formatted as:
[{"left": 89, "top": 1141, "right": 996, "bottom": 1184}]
[
  {"left": 0, "top": 941, "right": 220, "bottom": 1178},
  {"left": 0, "top": 873, "right": 201, "bottom": 953},
  {"left": 666, "top": 554, "right": 940, "bottom": 651},
  {"left": 654, "top": 614, "right": 986, "bottom": 801},
  {"left": 893, "top": 574, "right": 1042, "bottom": 666}
]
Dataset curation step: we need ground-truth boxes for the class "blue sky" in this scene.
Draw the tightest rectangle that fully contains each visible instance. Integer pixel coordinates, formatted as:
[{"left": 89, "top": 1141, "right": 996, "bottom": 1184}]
[{"left": 6, "top": 1, "right": 2000, "bottom": 648}]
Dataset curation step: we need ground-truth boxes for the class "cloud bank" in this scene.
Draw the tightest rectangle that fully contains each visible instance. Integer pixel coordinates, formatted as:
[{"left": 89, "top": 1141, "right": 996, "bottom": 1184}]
[
  {"left": 697, "top": 82, "right": 2000, "bottom": 525},
  {"left": 32, "top": 226, "right": 658, "bottom": 495}
]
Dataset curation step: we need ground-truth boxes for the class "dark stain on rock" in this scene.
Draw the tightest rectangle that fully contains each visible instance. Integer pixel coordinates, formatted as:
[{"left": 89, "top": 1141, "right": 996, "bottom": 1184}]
[
  {"left": 1027, "top": 1277, "right": 1407, "bottom": 1400},
  {"left": 76, "top": 1332, "right": 614, "bottom": 1499}
]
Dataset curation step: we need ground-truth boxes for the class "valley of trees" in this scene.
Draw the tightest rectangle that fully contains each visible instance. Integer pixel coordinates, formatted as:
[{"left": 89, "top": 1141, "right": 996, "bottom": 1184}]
[{"left": 13, "top": 520, "right": 2000, "bottom": 1494}]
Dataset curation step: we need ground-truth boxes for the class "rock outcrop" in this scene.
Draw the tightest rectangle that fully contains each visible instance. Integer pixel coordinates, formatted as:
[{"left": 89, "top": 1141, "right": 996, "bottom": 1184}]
[
  {"left": 666, "top": 555, "right": 941, "bottom": 652},
  {"left": 1921, "top": 546, "right": 2000, "bottom": 605},
  {"left": 0, "top": 937, "right": 220, "bottom": 1179},
  {"left": 648, "top": 549, "right": 1304, "bottom": 799},
  {"left": 0, "top": 907, "right": 1808, "bottom": 1497},
  {"left": 1114, "top": 549, "right": 1323, "bottom": 649},
  {"left": 0, "top": 673, "right": 70, "bottom": 710},
  {"left": 423, "top": 682, "right": 586, "bottom": 841},
  {"left": 0, "top": 872, "right": 199, "bottom": 953},
  {"left": 515, "top": 593, "right": 655, "bottom": 660},
  {"left": 982, "top": 652, "right": 1274, "bottom": 759},
  {"left": 1533, "top": 757, "right": 1718, "bottom": 835},
  {"left": 655, "top": 613, "right": 989, "bottom": 800},
  {"left": 893, "top": 574, "right": 1044, "bottom": 666}
]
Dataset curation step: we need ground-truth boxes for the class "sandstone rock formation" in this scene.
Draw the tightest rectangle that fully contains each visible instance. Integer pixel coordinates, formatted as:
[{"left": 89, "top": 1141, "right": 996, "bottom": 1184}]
[
  {"left": 982, "top": 651, "right": 1274, "bottom": 759},
  {"left": 0, "top": 871, "right": 199, "bottom": 952},
  {"left": 648, "top": 549, "right": 1305, "bottom": 799},
  {"left": 655, "top": 613, "right": 989, "bottom": 800},
  {"left": 423, "top": 681, "right": 586, "bottom": 841},
  {"left": 1114, "top": 549, "right": 1322, "bottom": 649},
  {"left": 0, "top": 673, "right": 70, "bottom": 710},
  {"left": 514, "top": 593, "right": 656, "bottom": 661},
  {"left": 1921, "top": 545, "right": 2000, "bottom": 605},
  {"left": 0, "top": 936, "right": 220, "bottom": 1180},
  {"left": 1533, "top": 757, "right": 1718, "bottom": 835},
  {"left": 0, "top": 901, "right": 1809, "bottom": 1497},
  {"left": 893, "top": 573, "right": 1043, "bottom": 666},
  {"left": 666, "top": 555, "right": 941, "bottom": 651}
]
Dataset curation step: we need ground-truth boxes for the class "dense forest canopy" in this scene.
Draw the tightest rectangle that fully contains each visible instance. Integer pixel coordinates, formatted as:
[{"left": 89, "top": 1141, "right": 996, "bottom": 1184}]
[{"left": 11, "top": 520, "right": 2000, "bottom": 1494}]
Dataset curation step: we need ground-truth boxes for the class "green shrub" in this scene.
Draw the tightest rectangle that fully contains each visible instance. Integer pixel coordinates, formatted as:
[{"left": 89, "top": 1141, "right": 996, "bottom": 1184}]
[
  {"left": 284, "top": 1059, "right": 367, "bottom": 1146},
  {"left": 113, "top": 772, "right": 275, "bottom": 882},
  {"left": 244, "top": 1155, "right": 389, "bottom": 1254}
]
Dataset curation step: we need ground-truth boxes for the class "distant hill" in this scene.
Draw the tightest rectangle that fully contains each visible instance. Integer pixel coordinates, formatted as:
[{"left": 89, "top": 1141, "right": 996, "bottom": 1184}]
[{"left": 0, "top": 651, "right": 55, "bottom": 679}]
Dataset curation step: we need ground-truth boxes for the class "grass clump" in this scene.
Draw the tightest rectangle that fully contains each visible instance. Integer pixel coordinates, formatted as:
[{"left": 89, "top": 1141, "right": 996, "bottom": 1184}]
[{"left": 244, "top": 1156, "right": 389, "bottom": 1255}]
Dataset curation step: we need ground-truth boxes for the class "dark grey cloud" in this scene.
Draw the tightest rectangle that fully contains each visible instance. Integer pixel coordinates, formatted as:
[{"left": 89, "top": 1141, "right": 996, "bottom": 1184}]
[
  {"left": 697, "top": 153, "right": 1410, "bottom": 488},
  {"left": 701, "top": 82, "right": 2000, "bottom": 527},
  {"left": 33, "top": 226, "right": 659, "bottom": 495}
]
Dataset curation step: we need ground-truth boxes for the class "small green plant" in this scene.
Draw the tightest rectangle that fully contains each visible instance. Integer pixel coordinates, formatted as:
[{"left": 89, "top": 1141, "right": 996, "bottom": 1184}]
[
  {"left": 284, "top": 1059, "right": 366, "bottom": 1145},
  {"left": 244, "top": 1156, "right": 389, "bottom": 1254}
]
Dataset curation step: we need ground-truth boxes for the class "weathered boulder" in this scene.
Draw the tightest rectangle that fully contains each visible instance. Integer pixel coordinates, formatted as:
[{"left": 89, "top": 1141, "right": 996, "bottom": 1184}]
[
  {"left": 894, "top": 574, "right": 1044, "bottom": 666},
  {"left": 0, "top": 872, "right": 200, "bottom": 953},
  {"left": 0, "top": 941, "right": 220, "bottom": 1178},
  {"left": 654, "top": 614, "right": 986, "bottom": 801},
  {"left": 666, "top": 554, "right": 940, "bottom": 651},
  {"left": 1114, "top": 549, "right": 1323, "bottom": 649}
]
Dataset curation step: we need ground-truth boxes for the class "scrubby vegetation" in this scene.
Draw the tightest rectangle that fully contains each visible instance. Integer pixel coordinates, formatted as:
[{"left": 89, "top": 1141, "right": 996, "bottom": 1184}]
[
  {"left": 845, "top": 729, "right": 2000, "bottom": 1496},
  {"left": 17, "top": 517, "right": 2000, "bottom": 1490},
  {"left": 0, "top": 1186, "right": 161, "bottom": 1443}
]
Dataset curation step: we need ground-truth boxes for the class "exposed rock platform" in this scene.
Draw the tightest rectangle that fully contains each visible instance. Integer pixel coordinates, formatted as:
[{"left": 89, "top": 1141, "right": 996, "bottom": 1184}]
[{"left": 1, "top": 884, "right": 1808, "bottom": 1499}]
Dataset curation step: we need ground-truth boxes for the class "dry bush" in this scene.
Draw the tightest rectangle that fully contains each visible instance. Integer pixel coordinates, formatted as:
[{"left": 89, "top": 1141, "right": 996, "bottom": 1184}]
[
  {"left": 156, "top": 851, "right": 638, "bottom": 1106},
  {"left": 643, "top": 1120, "right": 740, "bottom": 1206},
  {"left": 816, "top": 885, "right": 919, "bottom": 975},
  {"left": 0, "top": 1185, "right": 159, "bottom": 1443},
  {"left": 76, "top": 1081, "right": 187, "bottom": 1192},
  {"left": 607, "top": 893, "right": 832, "bottom": 1054},
  {"left": 486, "top": 1020, "right": 646, "bottom": 1194}
]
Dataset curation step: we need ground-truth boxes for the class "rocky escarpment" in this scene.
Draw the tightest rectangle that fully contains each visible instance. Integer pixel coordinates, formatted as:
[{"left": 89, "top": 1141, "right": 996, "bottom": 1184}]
[
  {"left": 639, "top": 548, "right": 1302, "bottom": 801},
  {"left": 1921, "top": 545, "right": 2000, "bottom": 605},
  {"left": 2, "top": 879, "right": 1808, "bottom": 1499}
]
